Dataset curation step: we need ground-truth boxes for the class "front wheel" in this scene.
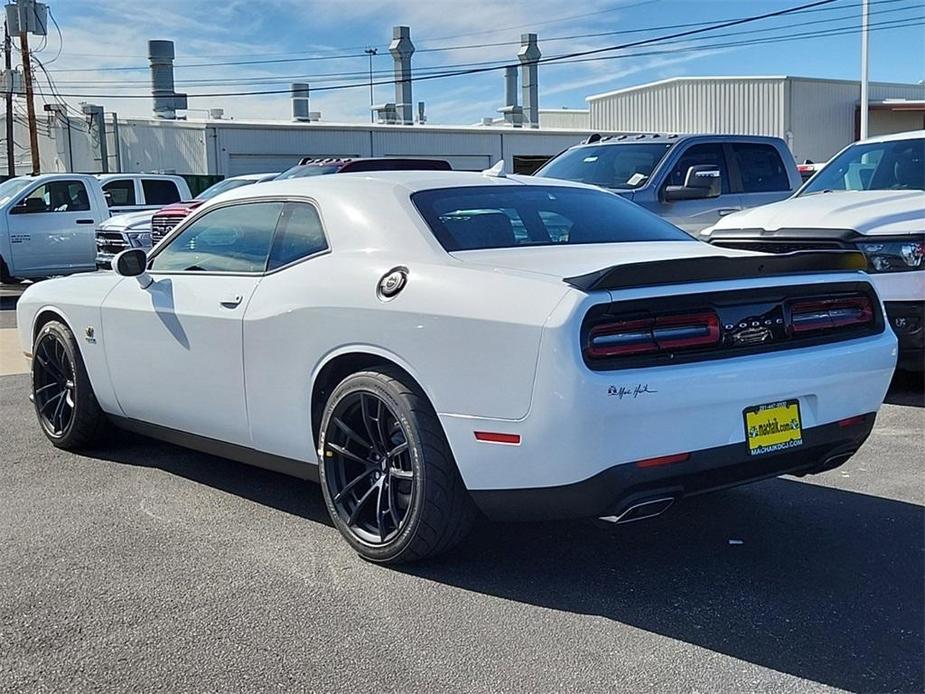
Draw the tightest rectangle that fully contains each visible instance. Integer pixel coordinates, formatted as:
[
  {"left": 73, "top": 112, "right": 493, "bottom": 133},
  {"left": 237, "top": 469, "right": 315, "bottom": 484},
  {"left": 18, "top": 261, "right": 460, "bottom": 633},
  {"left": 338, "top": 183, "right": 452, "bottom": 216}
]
[
  {"left": 318, "top": 368, "right": 476, "bottom": 564},
  {"left": 31, "top": 320, "right": 107, "bottom": 449}
]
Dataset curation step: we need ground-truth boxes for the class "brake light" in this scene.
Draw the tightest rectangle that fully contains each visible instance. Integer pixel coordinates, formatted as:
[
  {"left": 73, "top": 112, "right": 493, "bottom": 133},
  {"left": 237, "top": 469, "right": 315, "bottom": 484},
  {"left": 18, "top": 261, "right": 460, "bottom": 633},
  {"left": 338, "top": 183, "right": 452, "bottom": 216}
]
[
  {"left": 587, "top": 311, "right": 720, "bottom": 359},
  {"left": 635, "top": 452, "right": 690, "bottom": 468},
  {"left": 790, "top": 296, "right": 873, "bottom": 334}
]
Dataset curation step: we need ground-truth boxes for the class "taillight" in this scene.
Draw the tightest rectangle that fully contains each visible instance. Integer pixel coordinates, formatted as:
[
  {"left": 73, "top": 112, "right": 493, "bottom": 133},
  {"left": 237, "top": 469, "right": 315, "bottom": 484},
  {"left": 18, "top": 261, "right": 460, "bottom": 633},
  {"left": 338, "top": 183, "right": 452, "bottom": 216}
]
[
  {"left": 587, "top": 310, "right": 720, "bottom": 359},
  {"left": 789, "top": 296, "right": 873, "bottom": 334}
]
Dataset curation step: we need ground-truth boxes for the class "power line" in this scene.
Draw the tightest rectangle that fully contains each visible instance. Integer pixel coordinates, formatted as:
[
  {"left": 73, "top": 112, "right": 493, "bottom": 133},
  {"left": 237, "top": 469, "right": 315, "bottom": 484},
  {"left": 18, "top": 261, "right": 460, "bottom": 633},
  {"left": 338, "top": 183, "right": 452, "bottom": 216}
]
[
  {"left": 48, "top": 0, "right": 919, "bottom": 89},
  {"left": 25, "top": 12, "right": 922, "bottom": 101}
]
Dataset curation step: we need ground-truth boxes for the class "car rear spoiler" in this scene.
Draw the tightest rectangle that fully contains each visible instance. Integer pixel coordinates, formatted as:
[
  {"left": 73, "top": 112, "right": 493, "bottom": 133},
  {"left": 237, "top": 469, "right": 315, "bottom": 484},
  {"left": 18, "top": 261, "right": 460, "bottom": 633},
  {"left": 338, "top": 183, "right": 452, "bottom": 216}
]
[{"left": 563, "top": 250, "right": 868, "bottom": 292}]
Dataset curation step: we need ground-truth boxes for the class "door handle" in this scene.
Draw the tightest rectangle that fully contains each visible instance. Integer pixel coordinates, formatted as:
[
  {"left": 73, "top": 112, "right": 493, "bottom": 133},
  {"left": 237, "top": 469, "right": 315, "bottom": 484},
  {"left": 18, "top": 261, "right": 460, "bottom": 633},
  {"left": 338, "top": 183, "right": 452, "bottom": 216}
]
[
  {"left": 718, "top": 208, "right": 740, "bottom": 217},
  {"left": 75, "top": 219, "right": 95, "bottom": 225},
  {"left": 220, "top": 295, "right": 243, "bottom": 308}
]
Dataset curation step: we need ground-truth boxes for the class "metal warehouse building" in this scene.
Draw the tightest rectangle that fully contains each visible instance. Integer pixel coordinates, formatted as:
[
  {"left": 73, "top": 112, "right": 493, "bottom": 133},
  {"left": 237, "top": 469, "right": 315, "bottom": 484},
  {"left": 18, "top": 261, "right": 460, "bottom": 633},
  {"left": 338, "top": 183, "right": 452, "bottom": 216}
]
[
  {"left": 587, "top": 76, "right": 925, "bottom": 163},
  {"left": 31, "top": 117, "right": 598, "bottom": 179}
]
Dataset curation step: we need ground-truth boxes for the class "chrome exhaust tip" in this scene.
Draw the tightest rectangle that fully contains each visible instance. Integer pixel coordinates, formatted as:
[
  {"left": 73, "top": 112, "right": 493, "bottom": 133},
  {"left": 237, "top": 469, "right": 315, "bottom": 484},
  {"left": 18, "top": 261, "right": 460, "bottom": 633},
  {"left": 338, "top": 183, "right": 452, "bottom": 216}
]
[{"left": 599, "top": 496, "right": 675, "bottom": 524}]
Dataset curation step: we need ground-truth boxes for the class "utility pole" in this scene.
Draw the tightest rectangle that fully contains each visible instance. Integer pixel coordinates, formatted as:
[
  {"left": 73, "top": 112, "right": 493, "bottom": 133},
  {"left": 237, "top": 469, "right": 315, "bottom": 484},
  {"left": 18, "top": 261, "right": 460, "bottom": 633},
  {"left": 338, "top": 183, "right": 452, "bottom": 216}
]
[
  {"left": 859, "top": 0, "right": 870, "bottom": 140},
  {"left": 4, "top": 21, "right": 14, "bottom": 177},
  {"left": 365, "top": 47, "right": 377, "bottom": 123},
  {"left": 18, "top": 15, "right": 39, "bottom": 174}
]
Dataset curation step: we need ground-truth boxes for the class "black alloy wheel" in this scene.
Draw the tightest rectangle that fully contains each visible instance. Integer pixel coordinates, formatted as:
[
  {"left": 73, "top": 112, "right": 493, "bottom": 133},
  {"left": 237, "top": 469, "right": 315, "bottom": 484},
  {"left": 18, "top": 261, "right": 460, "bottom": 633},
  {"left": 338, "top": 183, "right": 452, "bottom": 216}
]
[
  {"left": 323, "top": 391, "right": 415, "bottom": 545},
  {"left": 33, "top": 330, "right": 77, "bottom": 438},
  {"left": 318, "top": 368, "right": 476, "bottom": 564}
]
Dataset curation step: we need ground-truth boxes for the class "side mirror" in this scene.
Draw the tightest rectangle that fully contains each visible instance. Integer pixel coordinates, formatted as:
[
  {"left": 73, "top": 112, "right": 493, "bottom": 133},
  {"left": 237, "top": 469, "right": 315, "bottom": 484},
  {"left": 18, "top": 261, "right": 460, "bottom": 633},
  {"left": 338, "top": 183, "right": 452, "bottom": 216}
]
[
  {"left": 113, "top": 248, "right": 153, "bottom": 288},
  {"left": 663, "top": 165, "right": 721, "bottom": 201},
  {"left": 11, "top": 197, "right": 47, "bottom": 214}
]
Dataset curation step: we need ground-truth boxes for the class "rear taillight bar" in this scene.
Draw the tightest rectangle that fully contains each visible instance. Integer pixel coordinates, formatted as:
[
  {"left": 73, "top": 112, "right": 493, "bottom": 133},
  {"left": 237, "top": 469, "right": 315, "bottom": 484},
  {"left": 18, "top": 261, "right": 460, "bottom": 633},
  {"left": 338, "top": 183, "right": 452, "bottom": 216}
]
[
  {"left": 789, "top": 296, "right": 873, "bottom": 334},
  {"left": 587, "top": 311, "right": 720, "bottom": 359}
]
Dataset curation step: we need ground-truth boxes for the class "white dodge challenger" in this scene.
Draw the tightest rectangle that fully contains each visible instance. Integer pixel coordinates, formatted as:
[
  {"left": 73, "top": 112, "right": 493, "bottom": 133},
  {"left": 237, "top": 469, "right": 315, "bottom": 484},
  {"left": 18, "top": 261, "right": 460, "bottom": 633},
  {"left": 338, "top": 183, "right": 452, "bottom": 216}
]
[{"left": 16, "top": 170, "right": 897, "bottom": 563}]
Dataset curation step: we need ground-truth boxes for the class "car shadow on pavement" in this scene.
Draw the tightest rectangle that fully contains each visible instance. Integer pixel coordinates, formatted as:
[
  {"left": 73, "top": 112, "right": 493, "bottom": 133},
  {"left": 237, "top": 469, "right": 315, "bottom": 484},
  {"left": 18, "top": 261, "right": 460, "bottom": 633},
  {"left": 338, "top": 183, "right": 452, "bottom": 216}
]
[
  {"left": 884, "top": 369, "right": 924, "bottom": 407},
  {"left": 404, "top": 479, "right": 924, "bottom": 694}
]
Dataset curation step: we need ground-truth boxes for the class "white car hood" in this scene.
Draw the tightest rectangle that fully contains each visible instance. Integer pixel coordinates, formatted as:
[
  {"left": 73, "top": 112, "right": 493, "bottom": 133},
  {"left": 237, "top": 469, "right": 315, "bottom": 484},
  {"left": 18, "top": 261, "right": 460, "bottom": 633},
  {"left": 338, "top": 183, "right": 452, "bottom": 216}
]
[
  {"left": 99, "top": 209, "right": 155, "bottom": 231},
  {"left": 450, "top": 241, "right": 753, "bottom": 280},
  {"left": 709, "top": 190, "right": 924, "bottom": 236}
]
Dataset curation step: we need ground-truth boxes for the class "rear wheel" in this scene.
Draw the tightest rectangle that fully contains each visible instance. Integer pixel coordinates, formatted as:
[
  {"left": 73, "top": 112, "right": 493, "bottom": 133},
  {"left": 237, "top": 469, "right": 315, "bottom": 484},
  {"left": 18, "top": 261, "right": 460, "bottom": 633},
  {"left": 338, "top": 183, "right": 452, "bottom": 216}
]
[
  {"left": 31, "top": 320, "right": 107, "bottom": 449},
  {"left": 318, "top": 368, "right": 476, "bottom": 564}
]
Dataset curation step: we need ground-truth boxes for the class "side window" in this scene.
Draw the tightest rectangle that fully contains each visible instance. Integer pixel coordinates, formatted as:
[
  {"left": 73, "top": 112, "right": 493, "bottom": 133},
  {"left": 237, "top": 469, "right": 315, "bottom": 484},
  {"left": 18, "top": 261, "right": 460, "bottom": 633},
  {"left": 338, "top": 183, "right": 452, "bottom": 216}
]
[
  {"left": 22, "top": 180, "right": 91, "bottom": 213},
  {"left": 665, "top": 144, "right": 730, "bottom": 194},
  {"left": 267, "top": 202, "right": 328, "bottom": 270},
  {"left": 142, "top": 179, "right": 182, "bottom": 205},
  {"left": 151, "top": 202, "right": 283, "bottom": 273},
  {"left": 102, "top": 179, "right": 136, "bottom": 206},
  {"left": 733, "top": 143, "right": 791, "bottom": 193}
]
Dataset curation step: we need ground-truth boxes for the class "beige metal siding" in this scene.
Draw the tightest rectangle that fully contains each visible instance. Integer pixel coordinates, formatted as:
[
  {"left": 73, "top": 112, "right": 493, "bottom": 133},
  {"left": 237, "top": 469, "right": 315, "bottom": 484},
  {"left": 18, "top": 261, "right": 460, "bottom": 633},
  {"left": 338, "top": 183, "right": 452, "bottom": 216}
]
[{"left": 538, "top": 109, "right": 591, "bottom": 129}]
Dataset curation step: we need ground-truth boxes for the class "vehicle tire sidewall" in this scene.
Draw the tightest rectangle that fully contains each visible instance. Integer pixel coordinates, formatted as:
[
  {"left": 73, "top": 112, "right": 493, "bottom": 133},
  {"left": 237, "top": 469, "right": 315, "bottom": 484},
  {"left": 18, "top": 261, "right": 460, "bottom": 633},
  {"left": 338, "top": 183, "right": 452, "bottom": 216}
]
[
  {"left": 318, "top": 372, "right": 428, "bottom": 563},
  {"left": 32, "top": 321, "right": 81, "bottom": 444}
]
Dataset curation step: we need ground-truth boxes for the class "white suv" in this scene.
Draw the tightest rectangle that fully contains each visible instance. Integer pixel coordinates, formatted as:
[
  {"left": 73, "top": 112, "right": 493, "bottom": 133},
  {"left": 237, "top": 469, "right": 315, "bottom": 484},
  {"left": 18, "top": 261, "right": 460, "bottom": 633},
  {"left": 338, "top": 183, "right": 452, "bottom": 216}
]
[{"left": 702, "top": 130, "right": 924, "bottom": 371}]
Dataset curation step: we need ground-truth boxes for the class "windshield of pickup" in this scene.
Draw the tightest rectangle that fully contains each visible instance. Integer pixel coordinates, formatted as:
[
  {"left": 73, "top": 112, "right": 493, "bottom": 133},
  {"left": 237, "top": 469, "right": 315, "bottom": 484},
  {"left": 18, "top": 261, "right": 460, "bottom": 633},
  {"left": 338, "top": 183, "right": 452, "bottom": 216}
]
[
  {"left": 412, "top": 185, "right": 691, "bottom": 251},
  {"left": 0, "top": 177, "right": 34, "bottom": 206},
  {"left": 800, "top": 137, "right": 924, "bottom": 194},
  {"left": 535, "top": 142, "right": 673, "bottom": 190}
]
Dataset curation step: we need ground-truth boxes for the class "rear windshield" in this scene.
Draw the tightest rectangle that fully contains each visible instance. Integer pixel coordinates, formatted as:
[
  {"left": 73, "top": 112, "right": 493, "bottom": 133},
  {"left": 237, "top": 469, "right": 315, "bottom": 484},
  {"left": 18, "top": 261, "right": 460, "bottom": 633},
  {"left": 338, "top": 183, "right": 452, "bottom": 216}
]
[
  {"left": 412, "top": 185, "right": 692, "bottom": 252},
  {"left": 800, "top": 137, "right": 924, "bottom": 194},
  {"left": 536, "top": 143, "right": 673, "bottom": 189},
  {"left": 198, "top": 178, "right": 257, "bottom": 200}
]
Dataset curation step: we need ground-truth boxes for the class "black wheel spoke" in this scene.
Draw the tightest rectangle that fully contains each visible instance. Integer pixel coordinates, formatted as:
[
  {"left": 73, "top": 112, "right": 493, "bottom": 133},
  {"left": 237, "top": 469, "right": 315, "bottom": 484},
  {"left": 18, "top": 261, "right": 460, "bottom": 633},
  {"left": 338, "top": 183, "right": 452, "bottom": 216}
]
[
  {"left": 347, "top": 481, "right": 380, "bottom": 526},
  {"left": 375, "top": 477, "right": 386, "bottom": 540},
  {"left": 332, "top": 416, "right": 372, "bottom": 451},
  {"left": 333, "top": 469, "right": 373, "bottom": 504},
  {"left": 39, "top": 389, "right": 65, "bottom": 414},
  {"left": 360, "top": 395, "right": 381, "bottom": 454},
  {"left": 386, "top": 475, "right": 401, "bottom": 530},
  {"left": 327, "top": 441, "right": 374, "bottom": 467},
  {"left": 389, "top": 467, "right": 413, "bottom": 480},
  {"left": 387, "top": 441, "right": 408, "bottom": 459}
]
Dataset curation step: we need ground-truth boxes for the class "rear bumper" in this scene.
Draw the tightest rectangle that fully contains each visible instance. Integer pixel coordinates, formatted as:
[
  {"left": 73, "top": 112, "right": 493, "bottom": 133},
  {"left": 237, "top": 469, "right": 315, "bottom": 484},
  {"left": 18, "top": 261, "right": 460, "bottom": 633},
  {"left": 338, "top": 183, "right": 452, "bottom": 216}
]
[
  {"left": 470, "top": 413, "right": 875, "bottom": 521},
  {"left": 885, "top": 301, "right": 924, "bottom": 371}
]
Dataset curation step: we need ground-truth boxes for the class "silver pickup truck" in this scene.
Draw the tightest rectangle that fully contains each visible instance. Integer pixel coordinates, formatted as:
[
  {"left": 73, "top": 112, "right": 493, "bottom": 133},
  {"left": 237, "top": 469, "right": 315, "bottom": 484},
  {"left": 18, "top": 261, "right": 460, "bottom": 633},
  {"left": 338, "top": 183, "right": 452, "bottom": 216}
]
[{"left": 535, "top": 133, "right": 802, "bottom": 234}]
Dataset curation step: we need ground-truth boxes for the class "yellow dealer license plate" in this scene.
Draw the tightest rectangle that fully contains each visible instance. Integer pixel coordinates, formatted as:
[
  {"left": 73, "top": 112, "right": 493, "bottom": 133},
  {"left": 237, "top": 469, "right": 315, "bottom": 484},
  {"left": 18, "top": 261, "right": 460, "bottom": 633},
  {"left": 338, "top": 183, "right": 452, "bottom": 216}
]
[{"left": 743, "top": 400, "right": 803, "bottom": 456}]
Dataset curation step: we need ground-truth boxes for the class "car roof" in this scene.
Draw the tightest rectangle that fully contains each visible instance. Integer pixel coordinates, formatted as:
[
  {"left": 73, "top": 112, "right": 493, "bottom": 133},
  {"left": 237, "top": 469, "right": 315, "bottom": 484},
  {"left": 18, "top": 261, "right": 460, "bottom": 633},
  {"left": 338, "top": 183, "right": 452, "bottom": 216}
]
[
  {"left": 856, "top": 129, "right": 924, "bottom": 145},
  {"left": 213, "top": 169, "right": 601, "bottom": 203},
  {"left": 567, "top": 133, "right": 786, "bottom": 149},
  {"left": 96, "top": 173, "right": 185, "bottom": 181}
]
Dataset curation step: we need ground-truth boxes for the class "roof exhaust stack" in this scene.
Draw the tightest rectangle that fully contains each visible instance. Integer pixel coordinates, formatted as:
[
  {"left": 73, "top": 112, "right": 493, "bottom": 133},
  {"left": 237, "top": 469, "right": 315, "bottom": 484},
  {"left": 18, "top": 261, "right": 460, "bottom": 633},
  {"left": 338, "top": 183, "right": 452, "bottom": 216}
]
[
  {"left": 518, "top": 33, "right": 540, "bottom": 129},
  {"left": 291, "top": 82, "right": 311, "bottom": 122},
  {"left": 389, "top": 25, "right": 414, "bottom": 125},
  {"left": 499, "top": 65, "right": 524, "bottom": 127},
  {"left": 148, "top": 40, "right": 187, "bottom": 119}
]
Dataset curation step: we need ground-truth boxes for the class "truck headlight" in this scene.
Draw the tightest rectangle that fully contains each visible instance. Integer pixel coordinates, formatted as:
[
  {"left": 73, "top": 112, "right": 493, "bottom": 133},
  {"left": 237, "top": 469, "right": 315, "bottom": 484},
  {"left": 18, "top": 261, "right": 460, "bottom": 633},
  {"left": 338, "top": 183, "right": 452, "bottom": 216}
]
[
  {"left": 856, "top": 237, "right": 924, "bottom": 273},
  {"left": 126, "top": 231, "right": 152, "bottom": 248}
]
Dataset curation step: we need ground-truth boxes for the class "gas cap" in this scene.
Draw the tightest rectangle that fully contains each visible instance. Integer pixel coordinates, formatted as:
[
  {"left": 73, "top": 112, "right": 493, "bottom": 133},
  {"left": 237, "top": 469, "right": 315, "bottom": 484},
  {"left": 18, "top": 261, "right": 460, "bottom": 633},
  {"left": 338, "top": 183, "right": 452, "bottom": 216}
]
[{"left": 378, "top": 267, "right": 408, "bottom": 300}]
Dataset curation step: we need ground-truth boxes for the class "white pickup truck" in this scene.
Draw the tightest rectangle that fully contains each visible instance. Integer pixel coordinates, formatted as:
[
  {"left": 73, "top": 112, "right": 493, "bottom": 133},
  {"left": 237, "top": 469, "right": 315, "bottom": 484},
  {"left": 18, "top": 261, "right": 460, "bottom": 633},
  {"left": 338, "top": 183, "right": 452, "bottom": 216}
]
[{"left": 0, "top": 173, "right": 110, "bottom": 283}]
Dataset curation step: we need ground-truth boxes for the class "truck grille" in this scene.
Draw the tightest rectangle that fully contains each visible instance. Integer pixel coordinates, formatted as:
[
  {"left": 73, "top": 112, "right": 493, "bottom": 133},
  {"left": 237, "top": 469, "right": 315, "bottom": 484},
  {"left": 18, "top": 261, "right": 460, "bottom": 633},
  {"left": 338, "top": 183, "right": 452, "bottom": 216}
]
[
  {"left": 151, "top": 215, "right": 185, "bottom": 244},
  {"left": 96, "top": 230, "right": 129, "bottom": 255},
  {"left": 710, "top": 240, "right": 846, "bottom": 254}
]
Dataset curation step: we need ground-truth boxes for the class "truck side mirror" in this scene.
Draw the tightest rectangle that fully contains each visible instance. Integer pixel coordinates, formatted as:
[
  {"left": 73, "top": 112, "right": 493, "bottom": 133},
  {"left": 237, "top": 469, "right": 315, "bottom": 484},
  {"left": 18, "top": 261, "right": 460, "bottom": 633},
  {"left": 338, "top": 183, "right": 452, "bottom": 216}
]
[
  {"left": 11, "top": 197, "right": 48, "bottom": 214},
  {"left": 663, "top": 165, "right": 722, "bottom": 201},
  {"left": 113, "top": 248, "right": 153, "bottom": 288}
]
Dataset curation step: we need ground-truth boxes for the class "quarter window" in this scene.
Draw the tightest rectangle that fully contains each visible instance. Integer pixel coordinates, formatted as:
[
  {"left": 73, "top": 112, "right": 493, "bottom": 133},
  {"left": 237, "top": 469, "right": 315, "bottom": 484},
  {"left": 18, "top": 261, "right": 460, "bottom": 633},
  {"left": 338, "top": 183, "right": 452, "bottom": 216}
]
[
  {"left": 665, "top": 144, "right": 730, "bottom": 194},
  {"left": 142, "top": 179, "right": 182, "bottom": 205},
  {"left": 102, "top": 179, "right": 136, "bottom": 206},
  {"left": 151, "top": 202, "right": 283, "bottom": 273},
  {"left": 732, "top": 143, "right": 791, "bottom": 192},
  {"left": 22, "top": 180, "right": 91, "bottom": 212},
  {"left": 267, "top": 202, "right": 328, "bottom": 270}
]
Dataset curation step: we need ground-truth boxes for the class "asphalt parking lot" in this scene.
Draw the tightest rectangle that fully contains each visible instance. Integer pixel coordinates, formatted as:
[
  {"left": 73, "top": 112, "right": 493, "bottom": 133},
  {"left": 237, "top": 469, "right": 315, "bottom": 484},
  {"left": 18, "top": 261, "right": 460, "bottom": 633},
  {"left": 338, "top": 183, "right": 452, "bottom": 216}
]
[{"left": 0, "top": 290, "right": 922, "bottom": 693}]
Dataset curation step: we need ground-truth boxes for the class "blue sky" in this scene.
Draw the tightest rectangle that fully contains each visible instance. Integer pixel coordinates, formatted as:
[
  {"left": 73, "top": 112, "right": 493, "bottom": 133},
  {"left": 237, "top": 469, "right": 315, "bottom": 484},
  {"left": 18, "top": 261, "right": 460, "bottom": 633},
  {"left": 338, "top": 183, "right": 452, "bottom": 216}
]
[{"left": 43, "top": 0, "right": 925, "bottom": 124}]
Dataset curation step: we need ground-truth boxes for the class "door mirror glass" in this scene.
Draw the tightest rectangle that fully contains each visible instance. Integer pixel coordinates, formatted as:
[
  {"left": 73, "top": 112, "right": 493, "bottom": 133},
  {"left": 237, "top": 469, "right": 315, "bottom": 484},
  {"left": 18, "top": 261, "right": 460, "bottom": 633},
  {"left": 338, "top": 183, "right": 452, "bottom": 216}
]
[
  {"left": 113, "top": 248, "right": 148, "bottom": 277},
  {"left": 664, "top": 165, "right": 722, "bottom": 201},
  {"left": 11, "top": 197, "right": 48, "bottom": 214}
]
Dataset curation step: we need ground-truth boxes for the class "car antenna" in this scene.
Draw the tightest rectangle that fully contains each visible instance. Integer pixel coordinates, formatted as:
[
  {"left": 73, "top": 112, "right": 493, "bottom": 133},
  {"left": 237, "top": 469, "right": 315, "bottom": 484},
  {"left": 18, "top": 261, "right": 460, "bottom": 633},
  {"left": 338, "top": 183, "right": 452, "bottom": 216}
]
[{"left": 482, "top": 160, "right": 506, "bottom": 178}]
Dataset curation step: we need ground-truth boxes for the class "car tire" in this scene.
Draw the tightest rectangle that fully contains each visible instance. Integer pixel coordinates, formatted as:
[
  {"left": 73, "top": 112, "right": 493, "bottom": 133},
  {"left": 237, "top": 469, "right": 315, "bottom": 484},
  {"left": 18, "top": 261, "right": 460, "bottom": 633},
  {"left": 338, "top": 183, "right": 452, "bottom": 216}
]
[
  {"left": 0, "top": 256, "right": 18, "bottom": 284},
  {"left": 31, "top": 320, "right": 107, "bottom": 449},
  {"left": 318, "top": 367, "right": 476, "bottom": 564}
]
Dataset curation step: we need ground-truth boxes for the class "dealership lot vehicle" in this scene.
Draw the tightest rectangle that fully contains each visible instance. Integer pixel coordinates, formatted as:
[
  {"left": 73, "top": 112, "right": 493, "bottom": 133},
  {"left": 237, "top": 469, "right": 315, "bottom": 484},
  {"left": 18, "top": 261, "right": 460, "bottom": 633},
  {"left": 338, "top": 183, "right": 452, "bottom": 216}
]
[
  {"left": 0, "top": 174, "right": 110, "bottom": 283},
  {"left": 535, "top": 134, "right": 801, "bottom": 234},
  {"left": 97, "top": 173, "right": 191, "bottom": 215},
  {"left": 17, "top": 171, "right": 896, "bottom": 563},
  {"left": 703, "top": 130, "right": 924, "bottom": 371},
  {"left": 98, "top": 173, "right": 278, "bottom": 267}
]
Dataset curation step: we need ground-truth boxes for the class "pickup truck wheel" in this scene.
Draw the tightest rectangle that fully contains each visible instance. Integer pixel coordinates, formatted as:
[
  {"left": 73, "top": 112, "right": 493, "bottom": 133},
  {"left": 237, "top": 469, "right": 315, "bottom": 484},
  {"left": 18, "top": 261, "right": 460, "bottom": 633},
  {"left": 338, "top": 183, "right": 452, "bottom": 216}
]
[
  {"left": 0, "top": 256, "right": 18, "bottom": 284},
  {"left": 318, "top": 367, "right": 476, "bottom": 564},
  {"left": 32, "top": 320, "right": 107, "bottom": 449}
]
